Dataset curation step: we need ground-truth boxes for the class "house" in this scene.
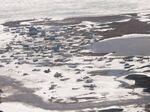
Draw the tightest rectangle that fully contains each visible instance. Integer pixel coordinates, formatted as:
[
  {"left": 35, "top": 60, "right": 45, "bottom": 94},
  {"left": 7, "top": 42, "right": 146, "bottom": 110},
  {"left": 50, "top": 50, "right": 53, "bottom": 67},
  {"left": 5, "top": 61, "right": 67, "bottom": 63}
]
[{"left": 28, "top": 26, "right": 38, "bottom": 36}]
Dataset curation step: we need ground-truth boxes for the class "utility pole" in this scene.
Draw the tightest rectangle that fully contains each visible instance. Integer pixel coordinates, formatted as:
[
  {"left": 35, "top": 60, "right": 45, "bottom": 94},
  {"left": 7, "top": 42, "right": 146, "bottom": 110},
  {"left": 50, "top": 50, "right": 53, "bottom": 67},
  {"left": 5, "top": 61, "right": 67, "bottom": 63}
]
[{"left": 0, "top": 89, "right": 3, "bottom": 103}]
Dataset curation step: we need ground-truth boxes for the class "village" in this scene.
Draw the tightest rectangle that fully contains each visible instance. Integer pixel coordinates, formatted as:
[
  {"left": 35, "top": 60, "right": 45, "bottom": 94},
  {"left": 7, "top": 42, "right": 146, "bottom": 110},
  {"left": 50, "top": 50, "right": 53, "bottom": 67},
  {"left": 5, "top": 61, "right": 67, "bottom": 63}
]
[{"left": 0, "top": 15, "right": 150, "bottom": 112}]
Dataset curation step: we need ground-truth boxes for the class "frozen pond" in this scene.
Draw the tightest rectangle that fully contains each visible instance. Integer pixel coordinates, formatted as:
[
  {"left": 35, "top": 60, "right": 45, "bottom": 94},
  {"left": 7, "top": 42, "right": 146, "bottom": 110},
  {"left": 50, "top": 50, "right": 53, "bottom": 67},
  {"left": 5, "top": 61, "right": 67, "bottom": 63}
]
[{"left": 90, "top": 34, "right": 150, "bottom": 56}]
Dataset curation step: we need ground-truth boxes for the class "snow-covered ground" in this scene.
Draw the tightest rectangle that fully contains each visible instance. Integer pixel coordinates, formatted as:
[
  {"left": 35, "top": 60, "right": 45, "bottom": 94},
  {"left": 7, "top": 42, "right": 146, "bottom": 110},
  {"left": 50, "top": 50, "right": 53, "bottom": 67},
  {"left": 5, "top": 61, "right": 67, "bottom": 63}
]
[{"left": 0, "top": 16, "right": 150, "bottom": 112}]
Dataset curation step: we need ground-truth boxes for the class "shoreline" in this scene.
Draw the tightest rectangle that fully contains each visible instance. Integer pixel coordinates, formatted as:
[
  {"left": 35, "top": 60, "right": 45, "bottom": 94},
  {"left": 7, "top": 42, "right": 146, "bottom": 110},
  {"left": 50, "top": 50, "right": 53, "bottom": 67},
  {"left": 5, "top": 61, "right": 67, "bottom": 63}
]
[
  {"left": 2, "top": 13, "right": 136, "bottom": 26},
  {"left": 2, "top": 12, "right": 150, "bottom": 39}
]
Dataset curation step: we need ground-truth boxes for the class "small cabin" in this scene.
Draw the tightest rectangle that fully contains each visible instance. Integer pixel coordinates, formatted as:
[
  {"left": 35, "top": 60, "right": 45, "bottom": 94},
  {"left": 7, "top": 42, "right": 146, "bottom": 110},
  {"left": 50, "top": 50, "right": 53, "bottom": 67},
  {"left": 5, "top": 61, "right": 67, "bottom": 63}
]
[{"left": 28, "top": 26, "right": 38, "bottom": 36}]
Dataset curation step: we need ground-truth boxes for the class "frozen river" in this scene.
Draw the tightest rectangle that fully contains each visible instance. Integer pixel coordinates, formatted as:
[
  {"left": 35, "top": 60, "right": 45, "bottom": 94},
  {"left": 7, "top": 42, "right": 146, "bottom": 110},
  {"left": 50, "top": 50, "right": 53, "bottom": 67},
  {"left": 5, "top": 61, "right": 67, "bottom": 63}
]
[{"left": 0, "top": 0, "right": 150, "bottom": 22}]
